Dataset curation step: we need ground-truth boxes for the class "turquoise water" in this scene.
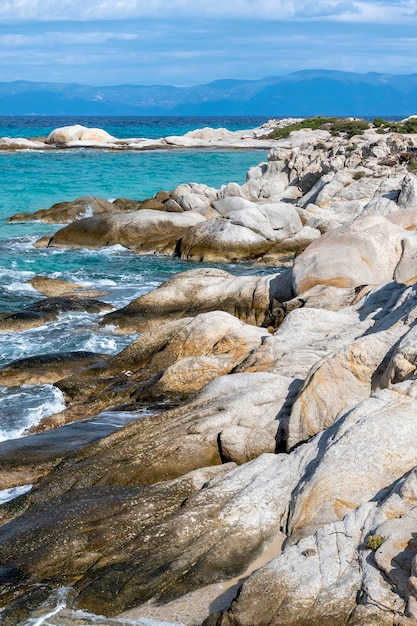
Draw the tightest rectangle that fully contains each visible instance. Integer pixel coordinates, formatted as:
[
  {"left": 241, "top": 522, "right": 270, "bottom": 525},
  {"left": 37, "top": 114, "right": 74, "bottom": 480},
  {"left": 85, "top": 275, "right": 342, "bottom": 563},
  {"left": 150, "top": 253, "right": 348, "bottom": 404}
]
[
  {"left": 0, "top": 148, "right": 268, "bottom": 232},
  {"left": 0, "top": 117, "right": 283, "bottom": 624},
  {"left": 0, "top": 116, "right": 277, "bottom": 441}
]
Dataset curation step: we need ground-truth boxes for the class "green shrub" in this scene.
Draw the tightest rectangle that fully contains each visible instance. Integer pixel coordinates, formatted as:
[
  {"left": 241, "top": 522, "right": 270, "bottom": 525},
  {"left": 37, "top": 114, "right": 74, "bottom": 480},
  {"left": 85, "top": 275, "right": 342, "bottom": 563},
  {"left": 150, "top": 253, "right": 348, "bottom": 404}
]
[
  {"left": 266, "top": 117, "right": 335, "bottom": 140},
  {"left": 379, "top": 118, "right": 417, "bottom": 134},
  {"left": 352, "top": 171, "right": 367, "bottom": 180},
  {"left": 266, "top": 117, "right": 372, "bottom": 141},
  {"left": 266, "top": 116, "right": 417, "bottom": 142},
  {"left": 407, "top": 158, "right": 417, "bottom": 172},
  {"left": 373, "top": 118, "right": 388, "bottom": 127},
  {"left": 366, "top": 534, "right": 385, "bottom": 550},
  {"left": 330, "top": 119, "right": 370, "bottom": 137}
]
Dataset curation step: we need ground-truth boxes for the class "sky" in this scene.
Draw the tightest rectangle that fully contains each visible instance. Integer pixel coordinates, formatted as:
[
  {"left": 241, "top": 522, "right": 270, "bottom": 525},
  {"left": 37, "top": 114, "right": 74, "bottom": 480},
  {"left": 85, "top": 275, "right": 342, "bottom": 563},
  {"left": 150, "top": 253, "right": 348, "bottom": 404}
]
[{"left": 0, "top": 1, "right": 416, "bottom": 86}]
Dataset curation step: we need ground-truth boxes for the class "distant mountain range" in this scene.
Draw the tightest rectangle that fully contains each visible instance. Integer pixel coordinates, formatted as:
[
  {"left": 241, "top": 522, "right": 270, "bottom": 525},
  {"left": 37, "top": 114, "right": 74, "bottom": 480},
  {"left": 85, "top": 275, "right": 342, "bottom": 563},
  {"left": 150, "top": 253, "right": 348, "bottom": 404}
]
[{"left": 1, "top": 70, "right": 417, "bottom": 117}]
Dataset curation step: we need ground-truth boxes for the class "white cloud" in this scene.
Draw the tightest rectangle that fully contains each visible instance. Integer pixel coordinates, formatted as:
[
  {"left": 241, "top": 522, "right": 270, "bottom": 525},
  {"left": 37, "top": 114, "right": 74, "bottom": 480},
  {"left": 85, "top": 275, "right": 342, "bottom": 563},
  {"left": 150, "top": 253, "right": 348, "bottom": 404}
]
[
  {"left": 0, "top": 32, "right": 139, "bottom": 47},
  {"left": 0, "top": 0, "right": 416, "bottom": 22},
  {"left": 298, "top": 2, "right": 360, "bottom": 17}
]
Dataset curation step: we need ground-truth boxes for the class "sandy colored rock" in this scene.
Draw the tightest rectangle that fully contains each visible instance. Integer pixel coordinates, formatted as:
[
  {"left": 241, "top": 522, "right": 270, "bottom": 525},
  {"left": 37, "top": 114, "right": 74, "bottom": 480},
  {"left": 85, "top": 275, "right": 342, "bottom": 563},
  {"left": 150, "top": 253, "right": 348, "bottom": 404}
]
[
  {"left": 35, "top": 209, "right": 205, "bottom": 255},
  {"left": 46, "top": 125, "right": 116, "bottom": 145},
  {"left": 205, "top": 506, "right": 370, "bottom": 626},
  {"left": 287, "top": 387, "right": 417, "bottom": 542},
  {"left": 8, "top": 196, "right": 117, "bottom": 224},
  {"left": 395, "top": 231, "right": 417, "bottom": 284},
  {"left": 286, "top": 281, "right": 417, "bottom": 448},
  {"left": 178, "top": 199, "right": 307, "bottom": 263},
  {"left": 23, "top": 312, "right": 269, "bottom": 432},
  {"left": 28, "top": 275, "right": 108, "bottom": 298},
  {"left": 292, "top": 215, "right": 405, "bottom": 294},
  {"left": 102, "top": 268, "right": 292, "bottom": 333}
]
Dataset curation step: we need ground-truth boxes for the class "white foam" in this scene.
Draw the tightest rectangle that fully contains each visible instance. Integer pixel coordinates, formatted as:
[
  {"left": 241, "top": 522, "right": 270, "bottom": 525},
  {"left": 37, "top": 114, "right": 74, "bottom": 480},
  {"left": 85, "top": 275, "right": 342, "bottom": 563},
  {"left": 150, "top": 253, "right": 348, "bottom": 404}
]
[
  {"left": 96, "top": 244, "right": 131, "bottom": 255},
  {"left": 0, "top": 484, "right": 32, "bottom": 505},
  {"left": 0, "top": 384, "right": 65, "bottom": 442},
  {"left": 83, "top": 335, "right": 118, "bottom": 353},
  {"left": 0, "top": 266, "right": 34, "bottom": 280},
  {"left": 22, "top": 588, "right": 70, "bottom": 626},
  {"left": 18, "top": 586, "right": 186, "bottom": 626},
  {"left": 4, "top": 281, "right": 38, "bottom": 294},
  {"left": 77, "top": 203, "right": 94, "bottom": 219}
]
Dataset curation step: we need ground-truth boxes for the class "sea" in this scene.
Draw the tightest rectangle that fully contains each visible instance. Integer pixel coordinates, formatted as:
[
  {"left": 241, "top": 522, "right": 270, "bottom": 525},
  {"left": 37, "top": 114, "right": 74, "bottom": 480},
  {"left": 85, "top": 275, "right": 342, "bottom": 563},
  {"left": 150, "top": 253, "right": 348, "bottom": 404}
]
[
  {"left": 0, "top": 115, "right": 281, "bottom": 624},
  {"left": 0, "top": 116, "right": 275, "bottom": 487}
]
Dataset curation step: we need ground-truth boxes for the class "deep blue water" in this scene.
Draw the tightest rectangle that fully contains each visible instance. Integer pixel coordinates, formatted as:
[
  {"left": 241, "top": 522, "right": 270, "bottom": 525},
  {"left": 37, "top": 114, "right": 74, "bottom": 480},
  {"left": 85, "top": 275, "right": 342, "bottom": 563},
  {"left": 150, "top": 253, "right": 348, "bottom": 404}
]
[{"left": 0, "top": 115, "right": 271, "bottom": 139}]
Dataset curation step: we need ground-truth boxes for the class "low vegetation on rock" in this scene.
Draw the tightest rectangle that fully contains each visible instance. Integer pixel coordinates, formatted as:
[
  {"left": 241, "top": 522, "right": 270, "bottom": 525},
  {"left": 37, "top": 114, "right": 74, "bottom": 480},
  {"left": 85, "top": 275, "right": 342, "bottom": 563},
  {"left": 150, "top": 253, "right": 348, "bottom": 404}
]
[{"left": 267, "top": 115, "right": 417, "bottom": 141}]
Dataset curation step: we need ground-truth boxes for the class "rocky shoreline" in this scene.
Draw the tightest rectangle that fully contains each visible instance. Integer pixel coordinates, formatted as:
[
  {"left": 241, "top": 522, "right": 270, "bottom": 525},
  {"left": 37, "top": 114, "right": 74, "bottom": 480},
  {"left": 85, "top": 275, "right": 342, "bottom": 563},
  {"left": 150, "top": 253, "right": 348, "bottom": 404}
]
[
  {"left": 0, "top": 119, "right": 300, "bottom": 152},
  {"left": 2, "top": 119, "right": 417, "bottom": 625}
]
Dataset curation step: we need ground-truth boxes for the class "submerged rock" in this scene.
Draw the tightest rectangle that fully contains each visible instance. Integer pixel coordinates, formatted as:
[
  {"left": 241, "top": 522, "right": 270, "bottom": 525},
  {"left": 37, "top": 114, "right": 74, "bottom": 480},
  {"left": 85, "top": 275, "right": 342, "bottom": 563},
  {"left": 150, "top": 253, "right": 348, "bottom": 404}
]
[
  {"left": 27, "top": 275, "right": 109, "bottom": 299},
  {"left": 0, "top": 351, "right": 108, "bottom": 387},
  {"left": 8, "top": 196, "right": 117, "bottom": 224},
  {"left": 0, "top": 296, "right": 111, "bottom": 332}
]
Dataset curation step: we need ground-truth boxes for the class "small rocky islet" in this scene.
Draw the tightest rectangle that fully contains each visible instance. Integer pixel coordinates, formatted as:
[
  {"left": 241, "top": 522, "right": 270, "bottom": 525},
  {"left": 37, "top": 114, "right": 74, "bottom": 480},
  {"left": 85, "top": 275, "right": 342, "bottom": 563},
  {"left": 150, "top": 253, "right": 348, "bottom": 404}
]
[{"left": 2, "top": 117, "right": 417, "bottom": 625}]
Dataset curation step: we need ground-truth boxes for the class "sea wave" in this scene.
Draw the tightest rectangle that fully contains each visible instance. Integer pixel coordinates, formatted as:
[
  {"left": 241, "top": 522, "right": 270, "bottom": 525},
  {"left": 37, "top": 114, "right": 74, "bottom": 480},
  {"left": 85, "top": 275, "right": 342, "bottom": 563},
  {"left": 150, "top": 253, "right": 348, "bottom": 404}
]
[
  {"left": 0, "top": 484, "right": 32, "bottom": 505},
  {"left": 0, "top": 384, "right": 65, "bottom": 442},
  {"left": 15, "top": 586, "right": 186, "bottom": 626}
]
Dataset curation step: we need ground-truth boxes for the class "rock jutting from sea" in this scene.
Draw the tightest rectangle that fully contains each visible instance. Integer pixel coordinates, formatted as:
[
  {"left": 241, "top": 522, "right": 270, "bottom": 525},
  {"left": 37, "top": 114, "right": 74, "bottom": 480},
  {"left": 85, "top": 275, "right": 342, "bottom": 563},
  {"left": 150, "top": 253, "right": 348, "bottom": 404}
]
[{"left": 2, "top": 118, "right": 417, "bottom": 625}]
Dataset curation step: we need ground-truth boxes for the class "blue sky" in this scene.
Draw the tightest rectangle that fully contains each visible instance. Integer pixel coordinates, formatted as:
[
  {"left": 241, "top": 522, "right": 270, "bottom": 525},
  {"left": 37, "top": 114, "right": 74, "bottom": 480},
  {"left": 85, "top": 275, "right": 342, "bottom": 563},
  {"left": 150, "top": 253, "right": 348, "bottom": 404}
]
[{"left": 0, "top": 1, "right": 416, "bottom": 85}]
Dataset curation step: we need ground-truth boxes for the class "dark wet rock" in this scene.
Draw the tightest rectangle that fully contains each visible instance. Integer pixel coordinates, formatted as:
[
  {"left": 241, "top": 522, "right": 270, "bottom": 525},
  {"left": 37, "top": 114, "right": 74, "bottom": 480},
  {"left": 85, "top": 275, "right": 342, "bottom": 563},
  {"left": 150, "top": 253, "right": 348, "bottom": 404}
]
[
  {"left": 8, "top": 196, "right": 117, "bottom": 224},
  {"left": 0, "top": 407, "right": 152, "bottom": 490},
  {"left": 5, "top": 372, "right": 290, "bottom": 519},
  {"left": 0, "top": 461, "right": 284, "bottom": 617},
  {"left": 0, "top": 351, "right": 109, "bottom": 387},
  {"left": 0, "top": 585, "right": 53, "bottom": 626},
  {"left": 0, "top": 297, "right": 112, "bottom": 332},
  {"left": 28, "top": 275, "right": 109, "bottom": 299}
]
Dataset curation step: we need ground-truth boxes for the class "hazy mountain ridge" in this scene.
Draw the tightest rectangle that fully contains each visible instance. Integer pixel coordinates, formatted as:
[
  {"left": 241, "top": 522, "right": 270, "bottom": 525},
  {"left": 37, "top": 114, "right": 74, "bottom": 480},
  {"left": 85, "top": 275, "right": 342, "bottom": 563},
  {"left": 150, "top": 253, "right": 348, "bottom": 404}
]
[{"left": 1, "top": 70, "right": 417, "bottom": 116}]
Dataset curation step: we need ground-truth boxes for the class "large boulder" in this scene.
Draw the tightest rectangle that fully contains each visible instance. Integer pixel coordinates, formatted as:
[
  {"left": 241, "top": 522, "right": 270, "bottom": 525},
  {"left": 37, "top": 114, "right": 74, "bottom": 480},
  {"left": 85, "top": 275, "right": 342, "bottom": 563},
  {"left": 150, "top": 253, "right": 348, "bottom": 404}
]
[
  {"left": 292, "top": 215, "right": 405, "bottom": 294},
  {"left": 178, "top": 198, "right": 313, "bottom": 263},
  {"left": 102, "top": 268, "right": 293, "bottom": 332},
  {"left": 45, "top": 125, "right": 116, "bottom": 145},
  {"left": 34, "top": 210, "right": 205, "bottom": 254},
  {"left": 286, "top": 282, "right": 417, "bottom": 448}
]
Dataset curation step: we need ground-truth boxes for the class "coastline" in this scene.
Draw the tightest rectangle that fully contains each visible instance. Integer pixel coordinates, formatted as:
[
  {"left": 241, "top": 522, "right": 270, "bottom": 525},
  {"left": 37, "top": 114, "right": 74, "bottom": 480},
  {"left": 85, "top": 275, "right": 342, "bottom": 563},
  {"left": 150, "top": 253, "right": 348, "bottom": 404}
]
[
  {"left": 1, "top": 116, "right": 417, "bottom": 625},
  {"left": 0, "top": 119, "right": 301, "bottom": 152}
]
